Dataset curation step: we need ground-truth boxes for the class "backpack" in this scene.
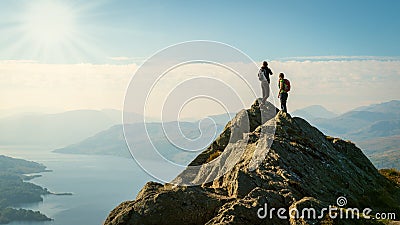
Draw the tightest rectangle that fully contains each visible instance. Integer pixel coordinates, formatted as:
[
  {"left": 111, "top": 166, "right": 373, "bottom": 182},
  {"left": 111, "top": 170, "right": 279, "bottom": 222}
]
[
  {"left": 258, "top": 67, "right": 271, "bottom": 83},
  {"left": 258, "top": 69, "right": 264, "bottom": 81},
  {"left": 282, "top": 79, "right": 291, "bottom": 92}
]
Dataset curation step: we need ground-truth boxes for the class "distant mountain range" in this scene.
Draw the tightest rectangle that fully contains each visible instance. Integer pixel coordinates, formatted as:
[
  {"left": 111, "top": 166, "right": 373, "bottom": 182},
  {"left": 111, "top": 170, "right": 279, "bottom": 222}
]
[
  {"left": 0, "top": 109, "right": 123, "bottom": 147},
  {"left": 58, "top": 100, "right": 399, "bottom": 169},
  {"left": 293, "top": 100, "right": 400, "bottom": 169},
  {"left": 354, "top": 99, "right": 400, "bottom": 112},
  {"left": 0, "top": 107, "right": 233, "bottom": 148},
  {"left": 54, "top": 117, "right": 228, "bottom": 166},
  {"left": 4, "top": 100, "right": 393, "bottom": 169},
  {"left": 292, "top": 105, "right": 337, "bottom": 121},
  {"left": 293, "top": 101, "right": 400, "bottom": 140}
]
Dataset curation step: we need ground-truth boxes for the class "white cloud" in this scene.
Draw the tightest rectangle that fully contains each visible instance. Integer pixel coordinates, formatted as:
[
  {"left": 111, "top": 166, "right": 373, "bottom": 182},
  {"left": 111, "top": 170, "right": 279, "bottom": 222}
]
[
  {"left": 109, "top": 56, "right": 132, "bottom": 61},
  {"left": 0, "top": 58, "right": 399, "bottom": 117},
  {"left": 0, "top": 60, "right": 137, "bottom": 111},
  {"left": 108, "top": 56, "right": 147, "bottom": 64},
  {"left": 138, "top": 62, "right": 260, "bottom": 120},
  {"left": 268, "top": 59, "right": 400, "bottom": 112},
  {"left": 280, "top": 55, "right": 400, "bottom": 61}
]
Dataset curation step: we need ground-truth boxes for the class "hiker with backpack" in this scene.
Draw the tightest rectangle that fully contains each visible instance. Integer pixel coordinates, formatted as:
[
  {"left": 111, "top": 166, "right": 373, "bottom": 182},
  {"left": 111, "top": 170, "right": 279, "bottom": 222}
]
[
  {"left": 258, "top": 61, "right": 273, "bottom": 105},
  {"left": 278, "top": 72, "right": 290, "bottom": 113}
]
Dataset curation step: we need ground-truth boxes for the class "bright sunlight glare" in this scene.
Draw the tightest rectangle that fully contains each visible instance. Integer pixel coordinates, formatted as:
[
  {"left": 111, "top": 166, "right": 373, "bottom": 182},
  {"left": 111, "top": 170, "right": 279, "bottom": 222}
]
[
  {"left": 22, "top": 1, "right": 76, "bottom": 46},
  {"left": 1, "top": 1, "right": 106, "bottom": 63}
]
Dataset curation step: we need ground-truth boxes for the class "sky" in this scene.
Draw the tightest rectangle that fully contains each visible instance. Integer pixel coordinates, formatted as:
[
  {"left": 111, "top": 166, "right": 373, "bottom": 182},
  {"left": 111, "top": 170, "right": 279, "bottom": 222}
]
[{"left": 0, "top": 0, "right": 399, "bottom": 119}]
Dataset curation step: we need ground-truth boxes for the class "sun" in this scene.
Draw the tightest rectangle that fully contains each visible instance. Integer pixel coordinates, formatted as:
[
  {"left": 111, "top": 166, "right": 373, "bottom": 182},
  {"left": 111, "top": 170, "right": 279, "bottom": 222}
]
[
  {"left": 4, "top": 0, "right": 104, "bottom": 62},
  {"left": 21, "top": 1, "right": 76, "bottom": 47}
]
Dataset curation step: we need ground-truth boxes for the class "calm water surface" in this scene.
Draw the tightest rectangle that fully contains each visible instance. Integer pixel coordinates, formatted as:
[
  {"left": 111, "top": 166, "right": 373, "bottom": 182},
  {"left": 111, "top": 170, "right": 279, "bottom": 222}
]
[{"left": 0, "top": 145, "right": 159, "bottom": 225}]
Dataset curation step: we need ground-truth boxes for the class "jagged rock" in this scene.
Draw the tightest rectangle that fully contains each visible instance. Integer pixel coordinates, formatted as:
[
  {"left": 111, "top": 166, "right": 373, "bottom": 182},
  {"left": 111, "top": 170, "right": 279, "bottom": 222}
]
[
  {"left": 288, "top": 197, "right": 324, "bottom": 225},
  {"left": 105, "top": 100, "right": 400, "bottom": 225},
  {"left": 105, "top": 182, "right": 231, "bottom": 225}
]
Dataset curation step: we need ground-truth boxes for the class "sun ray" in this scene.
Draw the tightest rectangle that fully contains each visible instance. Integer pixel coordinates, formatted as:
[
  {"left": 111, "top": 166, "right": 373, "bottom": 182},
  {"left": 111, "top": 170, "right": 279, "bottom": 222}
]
[
  {"left": 0, "top": 0, "right": 109, "bottom": 63},
  {"left": 22, "top": 1, "right": 76, "bottom": 46}
]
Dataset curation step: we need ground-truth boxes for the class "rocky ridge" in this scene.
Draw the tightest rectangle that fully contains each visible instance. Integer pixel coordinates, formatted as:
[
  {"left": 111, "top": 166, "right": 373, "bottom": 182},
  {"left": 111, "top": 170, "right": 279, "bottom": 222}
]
[{"left": 105, "top": 100, "right": 400, "bottom": 225}]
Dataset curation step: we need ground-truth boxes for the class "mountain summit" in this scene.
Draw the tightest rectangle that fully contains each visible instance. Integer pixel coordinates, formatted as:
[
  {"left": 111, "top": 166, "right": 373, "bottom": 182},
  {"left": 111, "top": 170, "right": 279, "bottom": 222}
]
[{"left": 105, "top": 100, "right": 400, "bottom": 225}]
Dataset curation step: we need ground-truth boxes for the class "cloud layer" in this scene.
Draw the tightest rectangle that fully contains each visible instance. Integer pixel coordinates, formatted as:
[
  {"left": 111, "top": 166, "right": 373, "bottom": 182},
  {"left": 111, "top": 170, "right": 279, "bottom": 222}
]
[
  {"left": 0, "top": 58, "right": 399, "bottom": 117},
  {"left": 0, "top": 60, "right": 136, "bottom": 111}
]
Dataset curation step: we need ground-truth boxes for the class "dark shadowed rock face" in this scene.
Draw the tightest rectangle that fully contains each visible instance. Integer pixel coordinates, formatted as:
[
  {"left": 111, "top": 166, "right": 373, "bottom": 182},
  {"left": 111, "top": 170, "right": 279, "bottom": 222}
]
[{"left": 105, "top": 100, "right": 400, "bottom": 225}]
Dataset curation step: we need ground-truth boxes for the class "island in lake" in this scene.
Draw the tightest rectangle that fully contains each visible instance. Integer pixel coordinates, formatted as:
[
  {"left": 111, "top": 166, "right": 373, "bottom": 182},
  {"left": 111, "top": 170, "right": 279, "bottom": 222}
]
[{"left": 0, "top": 155, "right": 53, "bottom": 224}]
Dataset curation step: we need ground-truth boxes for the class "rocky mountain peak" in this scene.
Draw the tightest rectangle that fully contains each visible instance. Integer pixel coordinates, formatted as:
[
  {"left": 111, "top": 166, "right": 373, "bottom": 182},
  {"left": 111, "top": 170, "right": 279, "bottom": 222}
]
[{"left": 105, "top": 100, "right": 400, "bottom": 225}]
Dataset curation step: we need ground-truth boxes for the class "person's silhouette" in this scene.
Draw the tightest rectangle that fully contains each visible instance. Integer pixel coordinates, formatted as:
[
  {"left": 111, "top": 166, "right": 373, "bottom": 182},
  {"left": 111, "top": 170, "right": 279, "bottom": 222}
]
[
  {"left": 258, "top": 61, "right": 273, "bottom": 105},
  {"left": 278, "top": 73, "right": 289, "bottom": 113}
]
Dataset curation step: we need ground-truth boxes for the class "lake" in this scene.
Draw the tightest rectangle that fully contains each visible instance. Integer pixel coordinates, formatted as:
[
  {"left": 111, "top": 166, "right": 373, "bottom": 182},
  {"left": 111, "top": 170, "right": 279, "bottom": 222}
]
[{"left": 0, "top": 145, "right": 158, "bottom": 225}]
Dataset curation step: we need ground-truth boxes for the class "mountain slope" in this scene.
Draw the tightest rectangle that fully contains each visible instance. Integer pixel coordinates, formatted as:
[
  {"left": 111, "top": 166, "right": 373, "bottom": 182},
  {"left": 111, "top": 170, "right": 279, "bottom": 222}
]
[
  {"left": 53, "top": 124, "right": 130, "bottom": 158},
  {"left": 358, "top": 135, "right": 400, "bottom": 169},
  {"left": 54, "top": 112, "right": 232, "bottom": 161},
  {"left": 304, "top": 100, "right": 400, "bottom": 169},
  {"left": 0, "top": 110, "right": 122, "bottom": 146},
  {"left": 354, "top": 100, "right": 400, "bottom": 113},
  {"left": 347, "top": 119, "right": 400, "bottom": 140},
  {"left": 313, "top": 100, "right": 400, "bottom": 139},
  {"left": 313, "top": 110, "right": 398, "bottom": 137},
  {"left": 104, "top": 100, "right": 400, "bottom": 225},
  {"left": 54, "top": 121, "right": 226, "bottom": 165},
  {"left": 292, "top": 105, "right": 337, "bottom": 121}
]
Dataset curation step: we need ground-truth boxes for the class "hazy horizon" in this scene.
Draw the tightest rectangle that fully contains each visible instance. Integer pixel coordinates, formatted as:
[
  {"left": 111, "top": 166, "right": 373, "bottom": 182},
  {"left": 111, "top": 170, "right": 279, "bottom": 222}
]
[
  {"left": 1, "top": 99, "right": 399, "bottom": 122},
  {"left": 1, "top": 59, "right": 399, "bottom": 120}
]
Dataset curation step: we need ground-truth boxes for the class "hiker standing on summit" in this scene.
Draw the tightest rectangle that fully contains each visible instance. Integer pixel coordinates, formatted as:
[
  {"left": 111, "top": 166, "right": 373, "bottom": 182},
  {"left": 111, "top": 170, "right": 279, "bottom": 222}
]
[
  {"left": 258, "top": 61, "right": 273, "bottom": 105},
  {"left": 278, "top": 72, "right": 290, "bottom": 113}
]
